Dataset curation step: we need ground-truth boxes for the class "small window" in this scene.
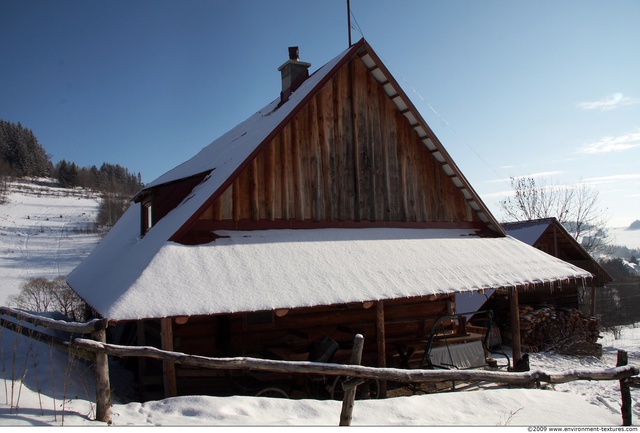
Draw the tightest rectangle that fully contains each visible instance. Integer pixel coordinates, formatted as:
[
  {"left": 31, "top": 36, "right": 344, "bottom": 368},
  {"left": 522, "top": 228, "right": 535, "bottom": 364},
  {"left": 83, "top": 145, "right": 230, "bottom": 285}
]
[{"left": 142, "top": 202, "right": 153, "bottom": 234}]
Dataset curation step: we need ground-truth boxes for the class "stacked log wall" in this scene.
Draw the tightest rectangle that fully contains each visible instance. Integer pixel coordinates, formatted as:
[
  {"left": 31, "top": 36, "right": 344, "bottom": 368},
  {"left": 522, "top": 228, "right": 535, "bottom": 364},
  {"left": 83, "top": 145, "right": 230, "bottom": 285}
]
[{"left": 162, "top": 294, "right": 452, "bottom": 396}]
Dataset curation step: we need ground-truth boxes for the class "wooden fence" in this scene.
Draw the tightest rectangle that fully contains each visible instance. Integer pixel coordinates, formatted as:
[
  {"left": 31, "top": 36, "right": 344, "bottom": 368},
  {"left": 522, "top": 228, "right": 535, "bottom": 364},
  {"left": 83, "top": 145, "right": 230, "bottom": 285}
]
[{"left": 1, "top": 306, "right": 638, "bottom": 426}]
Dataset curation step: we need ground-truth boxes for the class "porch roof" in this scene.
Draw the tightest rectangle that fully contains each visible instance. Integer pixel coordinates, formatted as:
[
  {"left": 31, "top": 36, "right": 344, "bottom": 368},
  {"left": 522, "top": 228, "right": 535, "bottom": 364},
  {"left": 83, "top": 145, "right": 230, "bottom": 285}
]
[{"left": 67, "top": 215, "right": 592, "bottom": 321}]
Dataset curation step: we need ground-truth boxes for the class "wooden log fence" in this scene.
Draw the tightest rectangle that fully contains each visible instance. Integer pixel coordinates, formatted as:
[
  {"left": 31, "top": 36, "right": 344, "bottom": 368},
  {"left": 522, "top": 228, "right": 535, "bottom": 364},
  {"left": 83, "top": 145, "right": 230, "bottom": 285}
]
[{"left": 1, "top": 306, "right": 639, "bottom": 426}]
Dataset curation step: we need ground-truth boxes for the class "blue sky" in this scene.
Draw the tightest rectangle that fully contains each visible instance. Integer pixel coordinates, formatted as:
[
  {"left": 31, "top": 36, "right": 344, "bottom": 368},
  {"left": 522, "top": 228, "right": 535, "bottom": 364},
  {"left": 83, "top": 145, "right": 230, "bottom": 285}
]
[{"left": 1, "top": 0, "right": 638, "bottom": 228}]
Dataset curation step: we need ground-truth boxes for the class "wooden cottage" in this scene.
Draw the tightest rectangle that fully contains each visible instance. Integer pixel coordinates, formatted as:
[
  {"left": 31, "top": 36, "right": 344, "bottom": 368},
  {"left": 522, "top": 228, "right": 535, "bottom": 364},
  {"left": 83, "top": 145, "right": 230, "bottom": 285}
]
[
  {"left": 473, "top": 218, "right": 612, "bottom": 356},
  {"left": 502, "top": 217, "right": 612, "bottom": 313},
  {"left": 67, "top": 39, "right": 592, "bottom": 400}
]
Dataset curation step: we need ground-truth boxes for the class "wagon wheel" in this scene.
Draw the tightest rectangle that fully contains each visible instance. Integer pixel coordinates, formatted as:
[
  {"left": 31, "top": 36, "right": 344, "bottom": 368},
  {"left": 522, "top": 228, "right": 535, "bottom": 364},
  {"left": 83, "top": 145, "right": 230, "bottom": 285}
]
[
  {"left": 329, "top": 376, "right": 380, "bottom": 400},
  {"left": 255, "top": 387, "right": 290, "bottom": 398}
]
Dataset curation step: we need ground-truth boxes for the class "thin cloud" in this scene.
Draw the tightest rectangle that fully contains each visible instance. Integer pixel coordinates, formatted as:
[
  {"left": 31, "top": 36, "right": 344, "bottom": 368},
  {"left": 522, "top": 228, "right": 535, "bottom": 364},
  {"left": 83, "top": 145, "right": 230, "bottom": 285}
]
[
  {"left": 584, "top": 173, "right": 640, "bottom": 184},
  {"left": 580, "top": 130, "right": 640, "bottom": 154},
  {"left": 512, "top": 171, "right": 564, "bottom": 180},
  {"left": 578, "top": 93, "right": 639, "bottom": 111}
]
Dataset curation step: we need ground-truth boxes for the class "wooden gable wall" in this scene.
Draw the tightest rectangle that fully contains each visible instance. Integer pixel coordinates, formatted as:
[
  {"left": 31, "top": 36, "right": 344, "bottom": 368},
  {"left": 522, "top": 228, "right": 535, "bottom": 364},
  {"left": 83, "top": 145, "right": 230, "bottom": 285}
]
[{"left": 191, "top": 55, "right": 478, "bottom": 235}]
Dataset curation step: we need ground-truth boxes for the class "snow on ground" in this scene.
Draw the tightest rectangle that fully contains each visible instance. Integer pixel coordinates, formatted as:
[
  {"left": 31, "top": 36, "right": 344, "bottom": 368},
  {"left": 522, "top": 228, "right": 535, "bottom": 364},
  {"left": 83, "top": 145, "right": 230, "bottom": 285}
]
[
  {"left": 0, "top": 323, "right": 637, "bottom": 427},
  {"left": 0, "top": 179, "right": 102, "bottom": 305}
]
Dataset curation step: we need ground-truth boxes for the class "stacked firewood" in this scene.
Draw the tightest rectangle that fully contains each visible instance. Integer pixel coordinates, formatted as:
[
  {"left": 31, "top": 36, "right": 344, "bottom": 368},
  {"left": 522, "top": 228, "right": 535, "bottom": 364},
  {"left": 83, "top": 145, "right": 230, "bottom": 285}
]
[{"left": 519, "top": 306, "right": 602, "bottom": 357}]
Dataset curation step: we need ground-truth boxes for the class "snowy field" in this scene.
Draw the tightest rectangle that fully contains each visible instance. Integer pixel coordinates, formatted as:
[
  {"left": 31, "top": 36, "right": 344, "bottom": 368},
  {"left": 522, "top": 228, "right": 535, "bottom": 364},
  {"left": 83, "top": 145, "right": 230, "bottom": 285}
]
[
  {"left": 0, "top": 179, "right": 102, "bottom": 305},
  {"left": 610, "top": 226, "right": 640, "bottom": 250}
]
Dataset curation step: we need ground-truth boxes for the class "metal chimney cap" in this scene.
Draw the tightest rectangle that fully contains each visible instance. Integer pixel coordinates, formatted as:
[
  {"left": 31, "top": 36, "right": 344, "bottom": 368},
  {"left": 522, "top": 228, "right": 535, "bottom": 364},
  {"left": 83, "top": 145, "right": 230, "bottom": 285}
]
[{"left": 288, "top": 46, "right": 299, "bottom": 61}]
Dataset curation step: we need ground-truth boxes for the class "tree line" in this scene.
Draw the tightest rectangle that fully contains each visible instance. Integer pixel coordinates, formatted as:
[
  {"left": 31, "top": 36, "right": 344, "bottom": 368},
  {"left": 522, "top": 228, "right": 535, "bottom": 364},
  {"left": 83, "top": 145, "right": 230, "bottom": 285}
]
[{"left": 1, "top": 119, "right": 144, "bottom": 227}]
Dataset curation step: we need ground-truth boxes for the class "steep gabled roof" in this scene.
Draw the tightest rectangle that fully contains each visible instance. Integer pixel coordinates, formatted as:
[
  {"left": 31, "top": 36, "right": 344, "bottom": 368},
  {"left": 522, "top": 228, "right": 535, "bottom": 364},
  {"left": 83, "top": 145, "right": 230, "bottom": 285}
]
[
  {"left": 503, "top": 217, "right": 612, "bottom": 285},
  {"left": 67, "top": 40, "right": 594, "bottom": 321},
  {"left": 134, "top": 39, "right": 503, "bottom": 240}
]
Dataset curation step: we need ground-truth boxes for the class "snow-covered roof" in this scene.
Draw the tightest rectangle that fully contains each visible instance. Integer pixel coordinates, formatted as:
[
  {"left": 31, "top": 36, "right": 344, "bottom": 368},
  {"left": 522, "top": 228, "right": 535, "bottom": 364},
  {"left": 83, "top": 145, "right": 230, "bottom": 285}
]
[
  {"left": 137, "top": 43, "right": 354, "bottom": 195},
  {"left": 502, "top": 220, "right": 551, "bottom": 246},
  {"left": 67, "top": 202, "right": 591, "bottom": 321}
]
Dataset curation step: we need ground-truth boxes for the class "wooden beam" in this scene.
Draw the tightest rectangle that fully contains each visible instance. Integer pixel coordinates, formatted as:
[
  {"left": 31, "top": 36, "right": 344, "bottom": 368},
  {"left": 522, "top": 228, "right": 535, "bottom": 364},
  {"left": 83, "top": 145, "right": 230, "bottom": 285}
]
[
  {"left": 510, "top": 287, "right": 522, "bottom": 364},
  {"left": 92, "top": 327, "right": 111, "bottom": 424},
  {"left": 618, "top": 350, "right": 632, "bottom": 426},
  {"left": 376, "top": 301, "right": 388, "bottom": 398},
  {"left": 161, "top": 318, "right": 177, "bottom": 397},
  {"left": 74, "top": 337, "right": 640, "bottom": 387}
]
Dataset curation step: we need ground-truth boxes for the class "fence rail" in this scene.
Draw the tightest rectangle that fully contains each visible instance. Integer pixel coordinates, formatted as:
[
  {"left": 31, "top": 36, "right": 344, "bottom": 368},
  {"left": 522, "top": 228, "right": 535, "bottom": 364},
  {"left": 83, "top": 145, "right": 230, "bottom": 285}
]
[{"left": 1, "top": 306, "right": 638, "bottom": 427}]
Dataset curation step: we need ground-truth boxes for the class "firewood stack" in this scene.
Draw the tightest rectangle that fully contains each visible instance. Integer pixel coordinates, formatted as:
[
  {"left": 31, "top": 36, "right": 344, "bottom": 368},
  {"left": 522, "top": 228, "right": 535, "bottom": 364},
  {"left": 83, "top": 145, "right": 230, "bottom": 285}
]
[{"left": 519, "top": 305, "right": 602, "bottom": 357}]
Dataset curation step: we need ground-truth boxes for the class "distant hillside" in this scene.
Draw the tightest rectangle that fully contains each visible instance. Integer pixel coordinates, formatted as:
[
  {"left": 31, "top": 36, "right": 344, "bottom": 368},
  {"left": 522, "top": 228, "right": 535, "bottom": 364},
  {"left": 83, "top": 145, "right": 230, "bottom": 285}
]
[
  {"left": 0, "top": 119, "right": 144, "bottom": 196},
  {"left": 0, "top": 178, "right": 102, "bottom": 304},
  {"left": 629, "top": 220, "right": 640, "bottom": 230},
  {"left": 0, "top": 119, "right": 144, "bottom": 227}
]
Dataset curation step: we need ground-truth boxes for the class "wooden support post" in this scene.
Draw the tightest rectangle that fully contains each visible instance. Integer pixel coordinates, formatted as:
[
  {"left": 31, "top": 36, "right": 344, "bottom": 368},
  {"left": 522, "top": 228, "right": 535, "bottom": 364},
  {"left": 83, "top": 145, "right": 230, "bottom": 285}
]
[
  {"left": 376, "top": 300, "right": 387, "bottom": 398},
  {"left": 509, "top": 287, "right": 522, "bottom": 365},
  {"left": 92, "top": 326, "right": 111, "bottom": 424},
  {"left": 618, "top": 350, "right": 632, "bottom": 426},
  {"left": 339, "top": 334, "right": 364, "bottom": 426},
  {"left": 161, "top": 317, "right": 177, "bottom": 397}
]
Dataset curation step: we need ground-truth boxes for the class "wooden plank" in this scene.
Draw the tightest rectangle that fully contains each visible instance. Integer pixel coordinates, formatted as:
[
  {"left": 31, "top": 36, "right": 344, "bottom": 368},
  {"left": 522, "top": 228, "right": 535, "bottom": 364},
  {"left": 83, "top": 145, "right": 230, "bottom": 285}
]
[
  {"left": 291, "top": 116, "right": 305, "bottom": 220},
  {"left": 220, "top": 186, "right": 233, "bottom": 220},
  {"left": 250, "top": 159, "right": 260, "bottom": 221},
  {"left": 350, "top": 59, "right": 362, "bottom": 221},
  {"left": 265, "top": 139, "right": 276, "bottom": 221},
  {"left": 319, "top": 82, "right": 336, "bottom": 221},
  {"left": 280, "top": 127, "right": 292, "bottom": 220},
  {"left": 380, "top": 86, "right": 393, "bottom": 221},
  {"left": 308, "top": 95, "right": 324, "bottom": 221},
  {"left": 364, "top": 63, "right": 378, "bottom": 221},
  {"left": 510, "top": 287, "right": 522, "bottom": 365},
  {"left": 376, "top": 301, "right": 388, "bottom": 398}
]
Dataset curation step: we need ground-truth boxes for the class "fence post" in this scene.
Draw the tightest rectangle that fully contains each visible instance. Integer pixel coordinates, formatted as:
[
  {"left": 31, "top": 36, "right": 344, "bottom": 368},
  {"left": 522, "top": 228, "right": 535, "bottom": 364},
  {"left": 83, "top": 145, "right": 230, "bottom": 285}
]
[
  {"left": 92, "top": 324, "right": 112, "bottom": 424},
  {"left": 339, "top": 334, "right": 364, "bottom": 426},
  {"left": 617, "top": 350, "right": 632, "bottom": 426}
]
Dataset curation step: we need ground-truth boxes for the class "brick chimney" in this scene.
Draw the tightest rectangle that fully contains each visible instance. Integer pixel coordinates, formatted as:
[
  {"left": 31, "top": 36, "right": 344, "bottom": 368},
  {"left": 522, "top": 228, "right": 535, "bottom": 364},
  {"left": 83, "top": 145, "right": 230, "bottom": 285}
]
[{"left": 278, "top": 46, "right": 311, "bottom": 104}]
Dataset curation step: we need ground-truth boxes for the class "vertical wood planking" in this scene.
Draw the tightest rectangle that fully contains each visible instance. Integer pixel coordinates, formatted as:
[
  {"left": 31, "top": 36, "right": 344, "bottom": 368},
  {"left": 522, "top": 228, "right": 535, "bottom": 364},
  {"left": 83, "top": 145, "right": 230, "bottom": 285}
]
[
  {"left": 340, "top": 66, "right": 355, "bottom": 220},
  {"left": 250, "top": 159, "right": 260, "bottom": 221},
  {"left": 320, "top": 82, "right": 336, "bottom": 221},
  {"left": 281, "top": 128, "right": 292, "bottom": 220},
  {"left": 265, "top": 138, "right": 276, "bottom": 221},
  {"left": 308, "top": 95, "right": 324, "bottom": 221},
  {"left": 187, "top": 54, "right": 480, "bottom": 230},
  {"left": 350, "top": 60, "right": 362, "bottom": 221},
  {"left": 291, "top": 117, "right": 304, "bottom": 220}
]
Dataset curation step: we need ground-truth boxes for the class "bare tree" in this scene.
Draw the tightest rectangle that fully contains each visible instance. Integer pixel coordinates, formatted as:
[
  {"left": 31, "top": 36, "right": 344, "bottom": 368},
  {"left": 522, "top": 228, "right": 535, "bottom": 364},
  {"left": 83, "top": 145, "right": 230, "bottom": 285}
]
[
  {"left": 7, "top": 276, "right": 88, "bottom": 321},
  {"left": 499, "top": 177, "right": 609, "bottom": 254}
]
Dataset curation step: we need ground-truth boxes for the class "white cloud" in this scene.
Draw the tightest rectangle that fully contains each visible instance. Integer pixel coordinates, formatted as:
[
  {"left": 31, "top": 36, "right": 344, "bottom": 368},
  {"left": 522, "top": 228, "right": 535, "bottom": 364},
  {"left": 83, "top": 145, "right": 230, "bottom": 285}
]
[
  {"left": 584, "top": 173, "right": 640, "bottom": 184},
  {"left": 578, "top": 93, "right": 639, "bottom": 111},
  {"left": 580, "top": 130, "right": 640, "bottom": 154},
  {"left": 512, "top": 171, "right": 563, "bottom": 180}
]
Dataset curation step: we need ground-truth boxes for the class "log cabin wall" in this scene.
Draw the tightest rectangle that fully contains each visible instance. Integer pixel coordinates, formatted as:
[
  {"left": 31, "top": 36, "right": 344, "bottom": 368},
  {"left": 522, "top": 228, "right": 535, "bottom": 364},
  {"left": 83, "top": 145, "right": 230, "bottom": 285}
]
[
  {"left": 194, "top": 56, "right": 476, "bottom": 230},
  {"left": 164, "top": 294, "right": 453, "bottom": 396},
  {"left": 172, "top": 294, "right": 452, "bottom": 360}
]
